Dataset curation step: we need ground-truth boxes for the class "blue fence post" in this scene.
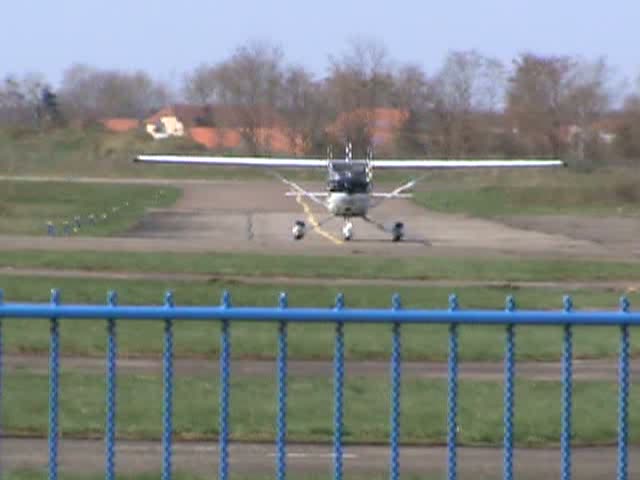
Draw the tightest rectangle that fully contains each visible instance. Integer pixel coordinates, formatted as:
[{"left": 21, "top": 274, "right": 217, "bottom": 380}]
[
  {"left": 447, "top": 294, "right": 459, "bottom": 480},
  {"left": 561, "top": 295, "right": 573, "bottom": 480},
  {"left": 49, "top": 289, "right": 61, "bottom": 480},
  {"left": 390, "top": 294, "right": 402, "bottom": 480},
  {"left": 333, "top": 293, "right": 345, "bottom": 480},
  {"left": 105, "top": 291, "right": 118, "bottom": 480},
  {"left": 162, "top": 291, "right": 174, "bottom": 480},
  {"left": 503, "top": 295, "right": 516, "bottom": 480},
  {"left": 276, "top": 292, "right": 288, "bottom": 480},
  {"left": 0, "top": 290, "right": 3, "bottom": 479},
  {"left": 617, "top": 296, "right": 630, "bottom": 480},
  {"left": 219, "top": 291, "right": 232, "bottom": 480}
]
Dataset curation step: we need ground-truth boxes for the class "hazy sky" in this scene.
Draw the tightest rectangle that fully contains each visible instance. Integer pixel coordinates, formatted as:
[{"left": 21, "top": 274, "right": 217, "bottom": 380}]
[{"left": 4, "top": 0, "right": 639, "bottom": 88}]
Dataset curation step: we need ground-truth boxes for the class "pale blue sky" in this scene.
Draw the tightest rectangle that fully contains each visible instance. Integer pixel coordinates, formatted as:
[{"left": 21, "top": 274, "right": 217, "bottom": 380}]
[{"left": 3, "top": 0, "right": 638, "bottom": 88}]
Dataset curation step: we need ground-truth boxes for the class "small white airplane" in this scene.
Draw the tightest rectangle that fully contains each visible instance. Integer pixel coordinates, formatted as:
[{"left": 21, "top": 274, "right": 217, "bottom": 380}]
[{"left": 135, "top": 144, "right": 563, "bottom": 242}]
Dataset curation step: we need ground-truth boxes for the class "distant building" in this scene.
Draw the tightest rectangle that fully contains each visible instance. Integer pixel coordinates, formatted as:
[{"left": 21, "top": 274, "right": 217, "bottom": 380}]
[
  {"left": 188, "top": 127, "right": 242, "bottom": 150},
  {"left": 100, "top": 118, "right": 140, "bottom": 132},
  {"left": 327, "top": 108, "right": 409, "bottom": 150},
  {"left": 144, "top": 104, "right": 212, "bottom": 139},
  {"left": 590, "top": 118, "right": 623, "bottom": 145},
  {"left": 145, "top": 104, "right": 303, "bottom": 154}
]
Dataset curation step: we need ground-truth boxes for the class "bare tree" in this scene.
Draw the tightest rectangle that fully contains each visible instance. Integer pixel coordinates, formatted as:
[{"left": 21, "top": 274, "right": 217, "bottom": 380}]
[
  {"left": 507, "top": 53, "right": 611, "bottom": 158},
  {"left": 208, "top": 41, "right": 285, "bottom": 154},
  {"left": 183, "top": 64, "right": 219, "bottom": 105},
  {"left": 0, "top": 72, "right": 49, "bottom": 127},
  {"left": 615, "top": 82, "right": 640, "bottom": 159},
  {"left": 507, "top": 54, "right": 572, "bottom": 157},
  {"left": 326, "top": 37, "right": 395, "bottom": 151},
  {"left": 392, "top": 64, "right": 431, "bottom": 154},
  {"left": 564, "top": 58, "right": 612, "bottom": 161},
  {"left": 280, "top": 65, "right": 330, "bottom": 154},
  {"left": 429, "top": 50, "right": 506, "bottom": 157},
  {"left": 624, "top": 74, "right": 640, "bottom": 110},
  {"left": 327, "top": 37, "right": 394, "bottom": 110},
  {"left": 59, "top": 64, "right": 170, "bottom": 121}
]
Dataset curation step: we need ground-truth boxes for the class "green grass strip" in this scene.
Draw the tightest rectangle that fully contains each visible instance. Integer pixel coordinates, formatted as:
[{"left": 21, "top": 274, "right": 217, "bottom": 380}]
[
  {"left": 0, "top": 275, "right": 638, "bottom": 361},
  {"left": 1, "top": 250, "right": 640, "bottom": 282},
  {"left": 413, "top": 184, "right": 640, "bottom": 217},
  {"left": 0, "top": 180, "right": 180, "bottom": 236},
  {"left": 4, "top": 371, "right": 637, "bottom": 446}
]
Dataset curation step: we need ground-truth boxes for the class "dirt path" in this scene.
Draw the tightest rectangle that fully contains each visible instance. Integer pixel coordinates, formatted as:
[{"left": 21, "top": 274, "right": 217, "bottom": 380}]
[
  {"left": 4, "top": 354, "right": 628, "bottom": 381},
  {"left": 3, "top": 437, "right": 633, "bottom": 479}
]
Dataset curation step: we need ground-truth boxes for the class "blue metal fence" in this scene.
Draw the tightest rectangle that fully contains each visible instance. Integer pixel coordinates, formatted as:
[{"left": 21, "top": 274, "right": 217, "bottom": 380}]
[{"left": 0, "top": 289, "right": 635, "bottom": 480}]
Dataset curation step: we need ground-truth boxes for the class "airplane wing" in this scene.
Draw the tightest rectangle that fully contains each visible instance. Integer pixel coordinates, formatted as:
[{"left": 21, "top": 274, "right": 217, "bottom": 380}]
[
  {"left": 134, "top": 155, "right": 327, "bottom": 168},
  {"left": 370, "top": 159, "right": 564, "bottom": 169}
]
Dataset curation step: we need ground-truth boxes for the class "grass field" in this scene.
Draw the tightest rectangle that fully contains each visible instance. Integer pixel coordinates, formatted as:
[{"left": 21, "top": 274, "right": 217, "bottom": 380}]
[
  {"left": 2, "top": 250, "right": 640, "bottom": 281},
  {"left": 2, "top": 126, "right": 639, "bottom": 188},
  {"left": 414, "top": 183, "right": 640, "bottom": 217},
  {"left": 0, "top": 274, "right": 636, "bottom": 361},
  {"left": 412, "top": 166, "right": 640, "bottom": 217},
  {"left": 4, "top": 128, "right": 639, "bottom": 463},
  {"left": 3, "top": 371, "right": 635, "bottom": 446},
  {"left": 0, "top": 180, "right": 180, "bottom": 235},
  {"left": 0, "top": 127, "right": 324, "bottom": 181}
]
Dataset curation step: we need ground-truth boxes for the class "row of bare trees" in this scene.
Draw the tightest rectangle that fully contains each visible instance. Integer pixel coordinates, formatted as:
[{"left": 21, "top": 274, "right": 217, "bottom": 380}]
[{"left": 2, "top": 39, "right": 639, "bottom": 159}]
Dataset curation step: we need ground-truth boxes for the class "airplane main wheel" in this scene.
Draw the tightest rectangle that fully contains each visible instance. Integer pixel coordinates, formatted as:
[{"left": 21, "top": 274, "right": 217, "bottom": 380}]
[
  {"left": 342, "top": 221, "right": 353, "bottom": 241},
  {"left": 391, "top": 222, "right": 404, "bottom": 242},
  {"left": 292, "top": 220, "right": 306, "bottom": 240}
]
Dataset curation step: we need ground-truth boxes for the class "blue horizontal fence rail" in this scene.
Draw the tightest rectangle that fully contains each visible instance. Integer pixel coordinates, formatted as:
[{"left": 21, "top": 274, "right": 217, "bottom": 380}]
[{"left": 0, "top": 289, "right": 635, "bottom": 480}]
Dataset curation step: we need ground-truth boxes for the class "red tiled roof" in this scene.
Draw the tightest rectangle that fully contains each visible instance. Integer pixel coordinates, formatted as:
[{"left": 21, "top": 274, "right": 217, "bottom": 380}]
[
  {"left": 327, "top": 108, "right": 409, "bottom": 145},
  {"left": 100, "top": 118, "right": 139, "bottom": 132},
  {"left": 189, "top": 126, "right": 303, "bottom": 154},
  {"left": 145, "top": 104, "right": 286, "bottom": 129},
  {"left": 189, "top": 127, "right": 242, "bottom": 150}
]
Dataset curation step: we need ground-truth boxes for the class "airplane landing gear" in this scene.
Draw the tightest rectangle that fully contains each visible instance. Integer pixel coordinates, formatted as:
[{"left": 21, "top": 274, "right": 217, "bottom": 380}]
[
  {"left": 342, "top": 220, "right": 353, "bottom": 241},
  {"left": 292, "top": 220, "right": 306, "bottom": 240},
  {"left": 391, "top": 221, "right": 404, "bottom": 242}
]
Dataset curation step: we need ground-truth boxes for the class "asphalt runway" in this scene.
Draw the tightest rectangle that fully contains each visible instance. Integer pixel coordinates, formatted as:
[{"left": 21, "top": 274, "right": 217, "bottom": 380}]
[
  {"left": 121, "top": 180, "right": 622, "bottom": 258},
  {"left": 1, "top": 175, "right": 636, "bottom": 259},
  {"left": 4, "top": 438, "right": 635, "bottom": 479}
]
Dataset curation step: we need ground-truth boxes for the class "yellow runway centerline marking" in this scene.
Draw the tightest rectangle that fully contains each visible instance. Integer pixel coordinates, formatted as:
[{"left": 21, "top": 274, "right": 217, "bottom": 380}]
[{"left": 295, "top": 194, "right": 343, "bottom": 246}]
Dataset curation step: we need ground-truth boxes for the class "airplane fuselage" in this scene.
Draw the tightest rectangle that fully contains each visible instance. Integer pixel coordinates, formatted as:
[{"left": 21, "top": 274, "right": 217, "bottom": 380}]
[
  {"left": 326, "top": 159, "right": 372, "bottom": 218},
  {"left": 327, "top": 192, "right": 370, "bottom": 217}
]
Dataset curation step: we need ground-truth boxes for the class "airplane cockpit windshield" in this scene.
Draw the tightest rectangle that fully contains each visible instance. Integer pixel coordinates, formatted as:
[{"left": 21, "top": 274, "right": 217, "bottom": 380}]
[{"left": 327, "top": 161, "right": 370, "bottom": 194}]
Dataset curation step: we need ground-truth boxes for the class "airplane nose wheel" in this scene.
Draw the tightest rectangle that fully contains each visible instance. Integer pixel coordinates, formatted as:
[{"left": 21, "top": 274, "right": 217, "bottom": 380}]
[
  {"left": 342, "top": 221, "right": 353, "bottom": 241},
  {"left": 292, "top": 220, "right": 306, "bottom": 240},
  {"left": 391, "top": 222, "right": 404, "bottom": 242}
]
